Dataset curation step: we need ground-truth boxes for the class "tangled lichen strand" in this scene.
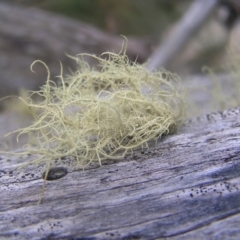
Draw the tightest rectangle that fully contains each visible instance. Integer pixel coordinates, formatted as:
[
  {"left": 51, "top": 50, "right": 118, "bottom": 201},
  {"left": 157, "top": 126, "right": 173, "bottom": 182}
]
[{"left": 13, "top": 50, "right": 185, "bottom": 168}]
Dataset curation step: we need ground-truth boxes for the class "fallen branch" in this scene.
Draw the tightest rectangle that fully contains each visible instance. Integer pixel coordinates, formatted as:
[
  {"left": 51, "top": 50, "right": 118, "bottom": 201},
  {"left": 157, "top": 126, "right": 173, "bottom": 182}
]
[{"left": 147, "top": 0, "right": 219, "bottom": 71}]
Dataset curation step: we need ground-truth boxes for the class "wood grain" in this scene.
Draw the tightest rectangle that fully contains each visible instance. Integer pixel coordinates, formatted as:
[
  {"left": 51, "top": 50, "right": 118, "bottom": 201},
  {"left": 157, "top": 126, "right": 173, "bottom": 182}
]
[{"left": 0, "top": 107, "right": 240, "bottom": 239}]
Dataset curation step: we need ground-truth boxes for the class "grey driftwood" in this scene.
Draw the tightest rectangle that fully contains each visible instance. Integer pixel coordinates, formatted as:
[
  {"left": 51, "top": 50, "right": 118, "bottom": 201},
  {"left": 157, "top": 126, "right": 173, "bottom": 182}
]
[{"left": 0, "top": 107, "right": 240, "bottom": 240}]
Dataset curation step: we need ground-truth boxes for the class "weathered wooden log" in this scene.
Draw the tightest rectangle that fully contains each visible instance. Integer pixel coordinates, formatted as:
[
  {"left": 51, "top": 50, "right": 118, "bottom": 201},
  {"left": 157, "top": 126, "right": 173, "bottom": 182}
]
[
  {"left": 0, "top": 2, "right": 150, "bottom": 97},
  {"left": 0, "top": 107, "right": 240, "bottom": 239}
]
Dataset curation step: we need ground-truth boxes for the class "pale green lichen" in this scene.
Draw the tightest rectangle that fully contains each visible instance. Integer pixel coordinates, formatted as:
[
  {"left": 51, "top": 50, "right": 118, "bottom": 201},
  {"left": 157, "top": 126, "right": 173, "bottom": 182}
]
[
  {"left": 4, "top": 44, "right": 185, "bottom": 170},
  {"left": 0, "top": 42, "right": 187, "bottom": 203},
  {"left": 3, "top": 46, "right": 240, "bottom": 169},
  {"left": 203, "top": 46, "right": 240, "bottom": 113}
]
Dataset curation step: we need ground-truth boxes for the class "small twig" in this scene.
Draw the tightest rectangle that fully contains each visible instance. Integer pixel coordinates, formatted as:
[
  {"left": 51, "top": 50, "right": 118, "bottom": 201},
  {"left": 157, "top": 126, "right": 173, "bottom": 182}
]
[{"left": 147, "top": 0, "right": 220, "bottom": 71}]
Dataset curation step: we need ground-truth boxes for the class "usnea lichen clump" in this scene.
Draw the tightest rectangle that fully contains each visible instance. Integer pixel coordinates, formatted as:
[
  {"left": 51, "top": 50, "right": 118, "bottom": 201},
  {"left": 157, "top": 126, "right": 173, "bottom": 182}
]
[{"left": 10, "top": 48, "right": 185, "bottom": 168}]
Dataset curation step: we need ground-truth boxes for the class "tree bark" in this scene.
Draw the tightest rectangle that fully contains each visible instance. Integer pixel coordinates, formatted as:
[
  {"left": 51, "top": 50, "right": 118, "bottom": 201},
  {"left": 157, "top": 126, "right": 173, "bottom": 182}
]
[
  {"left": 0, "top": 2, "right": 150, "bottom": 97},
  {"left": 1, "top": 107, "right": 240, "bottom": 239}
]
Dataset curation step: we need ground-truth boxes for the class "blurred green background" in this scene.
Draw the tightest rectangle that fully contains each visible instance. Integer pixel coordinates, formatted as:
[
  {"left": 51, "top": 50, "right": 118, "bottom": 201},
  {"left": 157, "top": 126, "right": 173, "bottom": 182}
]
[
  {"left": 14, "top": 0, "right": 186, "bottom": 36},
  {"left": 10, "top": 0, "right": 238, "bottom": 76}
]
